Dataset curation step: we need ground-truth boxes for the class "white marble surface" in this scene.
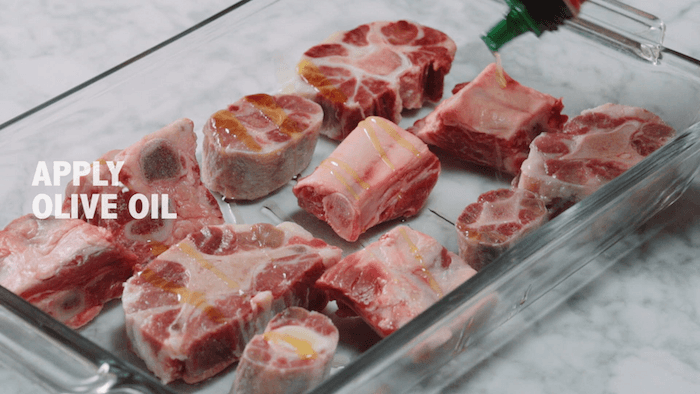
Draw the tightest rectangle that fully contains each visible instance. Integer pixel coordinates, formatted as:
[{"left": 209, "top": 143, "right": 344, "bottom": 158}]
[
  {"left": 1, "top": 0, "right": 700, "bottom": 393},
  {"left": 0, "top": 0, "right": 239, "bottom": 126}
]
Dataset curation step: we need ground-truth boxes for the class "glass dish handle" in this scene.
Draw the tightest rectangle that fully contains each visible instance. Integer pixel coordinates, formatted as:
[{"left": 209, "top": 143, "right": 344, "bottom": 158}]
[{"left": 0, "top": 286, "right": 176, "bottom": 394}]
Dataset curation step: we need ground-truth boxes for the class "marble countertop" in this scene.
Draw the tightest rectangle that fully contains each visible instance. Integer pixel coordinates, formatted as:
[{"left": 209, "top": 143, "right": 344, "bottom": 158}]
[{"left": 1, "top": 0, "right": 699, "bottom": 393}]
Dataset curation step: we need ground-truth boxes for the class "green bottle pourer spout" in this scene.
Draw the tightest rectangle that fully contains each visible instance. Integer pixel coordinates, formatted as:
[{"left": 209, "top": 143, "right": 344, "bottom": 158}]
[{"left": 481, "top": 0, "right": 542, "bottom": 52}]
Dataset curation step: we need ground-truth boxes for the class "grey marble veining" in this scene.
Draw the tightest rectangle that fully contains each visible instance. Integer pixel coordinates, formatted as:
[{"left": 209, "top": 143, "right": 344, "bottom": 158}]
[
  {"left": 1, "top": 1, "right": 700, "bottom": 393},
  {"left": 0, "top": 0, "right": 235, "bottom": 125}
]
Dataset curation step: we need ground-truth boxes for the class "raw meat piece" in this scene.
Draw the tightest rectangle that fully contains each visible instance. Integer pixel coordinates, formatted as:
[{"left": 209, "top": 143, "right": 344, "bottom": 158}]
[
  {"left": 456, "top": 188, "right": 547, "bottom": 271},
  {"left": 231, "top": 307, "right": 339, "bottom": 394},
  {"left": 121, "top": 222, "right": 342, "bottom": 384},
  {"left": 518, "top": 103, "right": 676, "bottom": 214},
  {"left": 0, "top": 214, "right": 139, "bottom": 328},
  {"left": 64, "top": 119, "right": 224, "bottom": 267},
  {"left": 293, "top": 116, "right": 440, "bottom": 242},
  {"left": 316, "top": 226, "right": 476, "bottom": 337},
  {"left": 294, "top": 20, "right": 456, "bottom": 140},
  {"left": 201, "top": 93, "right": 324, "bottom": 200},
  {"left": 408, "top": 63, "right": 567, "bottom": 175}
]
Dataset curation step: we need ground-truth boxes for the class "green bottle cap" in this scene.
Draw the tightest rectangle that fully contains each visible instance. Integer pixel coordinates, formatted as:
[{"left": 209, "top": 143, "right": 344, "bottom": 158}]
[{"left": 481, "top": 0, "right": 542, "bottom": 52}]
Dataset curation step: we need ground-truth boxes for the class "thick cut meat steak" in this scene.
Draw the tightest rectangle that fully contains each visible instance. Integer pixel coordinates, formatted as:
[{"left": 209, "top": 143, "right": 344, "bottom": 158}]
[
  {"left": 201, "top": 94, "right": 324, "bottom": 200},
  {"left": 0, "top": 214, "right": 139, "bottom": 328},
  {"left": 121, "top": 222, "right": 342, "bottom": 384},
  {"left": 295, "top": 20, "right": 456, "bottom": 140},
  {"left": 231, "top": 307, "right": 339, "bottom": 394},
  {"left": 456, "top": 188, "right": 547, "bottom": 271},
  {"left": 64, "top": 119, "right": 224, "bottom": 267},
  {"left": 293, "top": 116, "right": 440, "bottom": 242},
  {"left": 518, "top": 103, "right": 676, "bottom": 215},
  {"left": 408, "top": 63, "right": 567, "bottom": 175},
  {"left": 316, "top": 226, "right": 476, "bottom": 337}
]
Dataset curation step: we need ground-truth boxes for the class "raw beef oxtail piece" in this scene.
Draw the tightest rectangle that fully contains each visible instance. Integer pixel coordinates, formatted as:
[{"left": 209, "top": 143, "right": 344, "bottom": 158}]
[
  {"left": 293, "top": 116, "right": 441, "bottom": 242},
  {"left": 456, "top": 188, "right": 547, "bottom": 271},
  {"left": 295, "top": 20, "right": 457, "bottom": 140},
  {"left": 64, "top": 119, "right": 224, "bottom": 267},
  {"left": 316, "top": 226, "right": 477, "bottom": 337},
  {"left": 201, "top": 93, "right": 324, "bottom": 200},
  {"left": 0, "top": 215, "right": 139, "bottom": 328},
  {"left": 408, "top": 63, "right": 567, "bottom": 175},
  {"left": 121, "top": 222, "right": 342, "bottom": 384},
  {"left": 518, "top": 103, "right": 676, "bottom": 215},
  {"left": 231, "top": 307, "right": 339, "bottom": 394}
]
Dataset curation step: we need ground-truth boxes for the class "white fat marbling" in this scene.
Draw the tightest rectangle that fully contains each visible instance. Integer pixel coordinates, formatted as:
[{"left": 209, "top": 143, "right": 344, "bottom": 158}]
[{"left": 1, "top": 1, "right": 700, "bottom": 393}]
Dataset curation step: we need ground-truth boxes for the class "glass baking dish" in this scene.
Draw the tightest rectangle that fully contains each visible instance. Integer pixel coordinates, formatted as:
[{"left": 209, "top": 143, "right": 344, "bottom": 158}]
[{"left": 2, "top": 0, "right": 700, "bottom": 393}]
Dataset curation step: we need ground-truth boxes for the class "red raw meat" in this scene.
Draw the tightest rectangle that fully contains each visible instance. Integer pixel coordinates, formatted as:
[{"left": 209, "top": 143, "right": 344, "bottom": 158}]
[
  {"left": 64, "top": 119, "right": 224, "bottom": 267},
  {"left": 0, "top": 214, "right": 139, "bottom": 328},
  {"left": 295, "top": 20, "right": 456, "bottom": 140},
  {"left": 201, "top": 94, "right": 324, "bottom": 200},
  {"left": 518, "top": 103, "right": 676, "bottom": 215},
  {"left": 408, "top": 63, "right": 567, "bottom": 175},
  {"left": 456, "top": 188, "right": 547, "bottom": 271},
  {"left": 231, "top": 307, "right": 339, "bottom": 394},
  {"left": 121, "top": 222, "right": 342, "bottom": 384},
  {"left": 316, "top": 225, "right": 476, "bottom": 337},
  {"left": 293, "top": 116, "right": 440, "bottom": 242}
]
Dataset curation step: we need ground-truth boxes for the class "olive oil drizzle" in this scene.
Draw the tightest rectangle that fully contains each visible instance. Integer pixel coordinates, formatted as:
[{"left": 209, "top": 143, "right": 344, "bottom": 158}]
[
  {"left": 398, "top": 228, "right": 443, "bottom": 298},
  {"left": 320, "top": 160, "right": 362, "bottom": 200},
  {"left": 139, "top": 268, "right": 227, "bottom": 324},
  {"left": 244, "top": 94, "right": 301, "bottom": 136},
  {"left": 362, "top": 117, "right": 423, "bottom": 171},
  {"left": 363, "top": 122, "right": 395, "bottom": 170},
  {"left": 263, "top": 330, "right": 318, "bottom": 360},
  {"left": 494, "top": 52, "right": 508, "bottom": 88},
  {"left": 297, "top": 59, "right": 348, "bottom": 104},
  {"left": 211, "top": 109, "right": 263, "bottom": 152},
  {"left": 322, "top": 158, "right": 370, "bottom": 190},
  {"left": 373, "top": 117, "right": 422, "bottom": 157},
  {"left": 179, "top": 242, "right": 240, "bottom": 289}
]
